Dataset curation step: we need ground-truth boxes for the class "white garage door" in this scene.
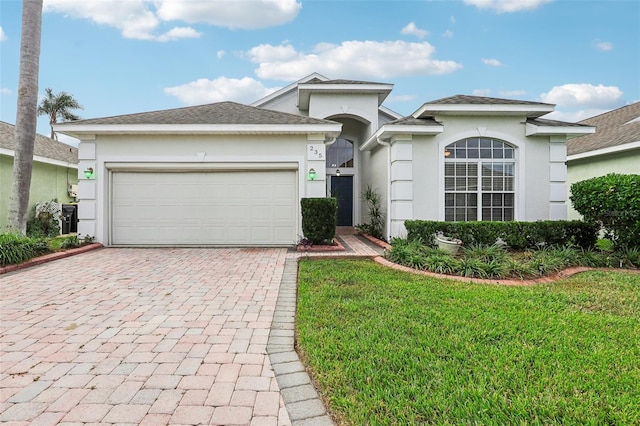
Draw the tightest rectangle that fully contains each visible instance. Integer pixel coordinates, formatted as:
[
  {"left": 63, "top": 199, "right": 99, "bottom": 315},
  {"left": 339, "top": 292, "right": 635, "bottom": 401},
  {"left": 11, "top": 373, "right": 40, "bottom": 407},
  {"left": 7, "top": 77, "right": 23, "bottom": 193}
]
[{"left": 111, "top": 170, "right": 297, "bottom": 246}]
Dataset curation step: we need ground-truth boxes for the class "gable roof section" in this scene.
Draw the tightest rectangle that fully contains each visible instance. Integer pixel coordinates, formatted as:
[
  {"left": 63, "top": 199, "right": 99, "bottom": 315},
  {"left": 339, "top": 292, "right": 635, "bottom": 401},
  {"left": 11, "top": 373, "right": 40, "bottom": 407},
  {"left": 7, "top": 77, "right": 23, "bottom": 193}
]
[
  {"left": 567, "top": 102, "right": 640, "bottom": 157},
  {"left": 0, "top": 121, "right": 78, "bottom": 166},
  {"left": 360, "top": 116, "right": 444, "bottom": 151},
  {"left": 54, "top": 101, "right": 342, "bottom": 138},
  {"left": 413, "top": 95, "right": 555, "bottom": 118}
]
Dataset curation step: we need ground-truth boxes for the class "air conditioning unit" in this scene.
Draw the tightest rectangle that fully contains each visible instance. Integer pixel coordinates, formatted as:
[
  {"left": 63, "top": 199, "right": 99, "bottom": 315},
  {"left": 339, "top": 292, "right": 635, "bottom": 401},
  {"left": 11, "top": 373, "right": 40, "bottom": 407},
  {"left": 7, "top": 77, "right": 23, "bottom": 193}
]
[{"left": 68, "top": 184, "right": 78, "bottom": 198}]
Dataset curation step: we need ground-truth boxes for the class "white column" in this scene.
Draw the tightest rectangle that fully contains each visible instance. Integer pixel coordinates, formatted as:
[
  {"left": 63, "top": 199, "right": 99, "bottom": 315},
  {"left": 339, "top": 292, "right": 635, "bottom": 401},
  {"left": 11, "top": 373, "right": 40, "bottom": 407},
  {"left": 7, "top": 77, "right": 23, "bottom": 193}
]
[
  {"left": 389, "top": 136, "right": 413, "bottom": 237},
  {"left": 77, "top": 136, "right": 97, "bottom": 239},
  {"left": 549, "top": 136, "right": 568, "bottom": 220}
]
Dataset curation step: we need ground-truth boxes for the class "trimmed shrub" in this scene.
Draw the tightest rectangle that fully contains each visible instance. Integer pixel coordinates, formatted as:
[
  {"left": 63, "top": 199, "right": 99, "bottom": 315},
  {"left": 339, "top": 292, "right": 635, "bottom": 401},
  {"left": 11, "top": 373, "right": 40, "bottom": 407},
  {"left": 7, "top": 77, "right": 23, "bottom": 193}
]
[
  {"left": 570, "top": 173, "right": 640, "bottom": 249},
  {"left": 301, "top": 197, "right": 338, "bottom": 245},
  {"left": 405, "top": 220, "right": 598, "bottom": 250}
]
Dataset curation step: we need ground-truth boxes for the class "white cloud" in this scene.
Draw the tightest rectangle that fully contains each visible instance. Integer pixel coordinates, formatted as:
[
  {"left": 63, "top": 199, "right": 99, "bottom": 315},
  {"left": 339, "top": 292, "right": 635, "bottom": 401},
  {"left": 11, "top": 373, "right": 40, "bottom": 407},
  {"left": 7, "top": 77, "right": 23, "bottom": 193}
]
[
  {"left": 481, "top": 58, "right": 504, "bottom": 67},
  {"left": 156, "top": 0, "right": 301, "bottom": 29},
  {"left": 540, "top": 83, "right": 623, "bottom": 108},
  {"left": 248, "top": 41, "right": 462, "bottom": 81},
  {"left": 387, "top": 94, "right": 417, "bottom": 103},
  {"left": 442, "top": 30, "right": 454, "bottom": 38},
  {"left": 498, "top": 89, "right": 526, "bottom": 97},
  {"left": 43, "top": 0, "right": 299, "bottom": 40},
  {"left": 450, "top": 16, "right": 456, "bottom": 25},
  {"left": 543, "top": 109, "right": 611, "bottom": 123},
  {"left": 0, "top": 88, "right": 11, "bottom": 95},
  {"left": 401, "top": 22, "right": 428, "bottom": 39},
  {"left": 473, "top": 89, "right": 491, "bottom": 96},
  {"left": 164, "top": 76, "right": 280, "bottom": 105},
  {"left": 0, "top": 26, "right": 6, "bottom": 41},
  {"left": 463, "top": 0, "right": 552, "bottom": 13},
  {"left": 217, "top": 50, "right": 225, "bottom": 59},
  {"left": 595, "top": 40, "right": 613, "bottom": 51}
]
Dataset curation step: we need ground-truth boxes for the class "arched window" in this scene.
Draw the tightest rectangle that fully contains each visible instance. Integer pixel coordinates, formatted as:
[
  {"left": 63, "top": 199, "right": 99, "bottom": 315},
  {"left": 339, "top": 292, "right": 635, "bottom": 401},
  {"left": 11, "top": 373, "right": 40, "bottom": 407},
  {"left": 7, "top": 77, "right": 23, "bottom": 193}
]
[
  {"left": 444, "top": 138, "right": 515, "bottom": 221},
  {"left": 326, "top": 138, "right": 354, "bottom": 168}
]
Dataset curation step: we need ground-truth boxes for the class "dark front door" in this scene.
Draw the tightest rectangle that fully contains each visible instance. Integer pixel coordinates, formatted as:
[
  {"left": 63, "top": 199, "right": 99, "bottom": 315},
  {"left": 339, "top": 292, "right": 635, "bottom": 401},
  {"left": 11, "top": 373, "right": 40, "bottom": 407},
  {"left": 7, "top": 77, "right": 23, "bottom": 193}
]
[{"left": 331, "top": 176, "right": 353, "bottom": 226}]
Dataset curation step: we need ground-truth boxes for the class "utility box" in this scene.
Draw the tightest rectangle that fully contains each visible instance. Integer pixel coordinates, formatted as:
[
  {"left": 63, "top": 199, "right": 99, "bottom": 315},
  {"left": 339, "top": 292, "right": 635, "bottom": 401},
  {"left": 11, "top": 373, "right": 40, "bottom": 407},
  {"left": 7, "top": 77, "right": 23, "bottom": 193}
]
[{"left": 61, "top": 204, "right": 78, "bottom": 234}]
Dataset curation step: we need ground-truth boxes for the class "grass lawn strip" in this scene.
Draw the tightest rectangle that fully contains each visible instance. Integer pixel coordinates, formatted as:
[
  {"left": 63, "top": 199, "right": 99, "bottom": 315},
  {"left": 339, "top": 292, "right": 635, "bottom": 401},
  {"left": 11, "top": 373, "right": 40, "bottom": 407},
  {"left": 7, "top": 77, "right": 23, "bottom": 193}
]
[{"left": 297, "top": 259, "right": 640, "bottom": 425}]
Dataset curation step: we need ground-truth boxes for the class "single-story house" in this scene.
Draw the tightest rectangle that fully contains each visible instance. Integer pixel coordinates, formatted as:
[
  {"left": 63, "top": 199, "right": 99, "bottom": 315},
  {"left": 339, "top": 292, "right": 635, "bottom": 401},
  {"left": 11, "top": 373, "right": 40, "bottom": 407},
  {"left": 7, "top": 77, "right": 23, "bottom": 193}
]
[
  {"left": 54, "top": 73, "right": 595, "bottom": 246},
  {"left": 567, "top": 102, "right": 640, "bottom": 219},
  {"left": 0, "top": 121, "right": 79, "bottom": 230}
]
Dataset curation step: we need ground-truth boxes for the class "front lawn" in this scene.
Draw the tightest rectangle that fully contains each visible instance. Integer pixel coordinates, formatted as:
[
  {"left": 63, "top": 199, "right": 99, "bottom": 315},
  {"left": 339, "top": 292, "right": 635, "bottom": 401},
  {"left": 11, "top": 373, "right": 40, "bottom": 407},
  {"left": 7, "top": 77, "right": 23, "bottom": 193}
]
[{"left": 297, "top": 259, "right": 640, "bottom": 425}]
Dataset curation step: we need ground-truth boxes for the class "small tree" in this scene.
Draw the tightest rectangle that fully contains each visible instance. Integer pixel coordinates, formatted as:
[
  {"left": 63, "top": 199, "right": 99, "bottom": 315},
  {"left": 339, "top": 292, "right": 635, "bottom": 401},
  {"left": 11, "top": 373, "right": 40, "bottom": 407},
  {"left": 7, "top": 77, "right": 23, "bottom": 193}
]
[
  {"left": 358, "top": 184, "right": 385, "bottom": 240},
  {"left": 570, "top": 173, "right": 640, "bottom": 249}
]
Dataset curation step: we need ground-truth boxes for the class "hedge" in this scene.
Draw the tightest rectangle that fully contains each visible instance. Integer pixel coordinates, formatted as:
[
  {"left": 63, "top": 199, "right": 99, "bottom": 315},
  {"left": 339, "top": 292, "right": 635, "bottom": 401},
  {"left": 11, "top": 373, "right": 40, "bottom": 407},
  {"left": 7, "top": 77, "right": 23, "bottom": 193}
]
[
  {"left": 301, "top": 197, "right": 338, "bottom": 244},
  {"left": 404, "top": 220, "right": 598, "bottom": 250}
]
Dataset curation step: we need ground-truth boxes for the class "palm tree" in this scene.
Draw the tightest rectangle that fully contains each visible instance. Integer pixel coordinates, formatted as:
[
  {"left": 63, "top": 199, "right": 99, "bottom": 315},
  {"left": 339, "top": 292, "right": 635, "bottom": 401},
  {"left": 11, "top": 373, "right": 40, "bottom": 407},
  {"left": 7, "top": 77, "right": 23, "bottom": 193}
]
[
  {"left": 38, "top": 87, "right": 83, "bottom": 140},
  {"left": 7, "top": 0, "right": 43, "bottom": 234}
]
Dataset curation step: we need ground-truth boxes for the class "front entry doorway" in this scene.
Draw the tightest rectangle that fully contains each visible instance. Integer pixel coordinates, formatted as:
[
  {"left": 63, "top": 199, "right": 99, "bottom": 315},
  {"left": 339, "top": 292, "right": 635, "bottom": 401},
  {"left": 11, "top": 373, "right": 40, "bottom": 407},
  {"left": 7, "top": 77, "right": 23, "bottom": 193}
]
[{"left": 331, "top": 176, "right": 353, "bottom": 226}]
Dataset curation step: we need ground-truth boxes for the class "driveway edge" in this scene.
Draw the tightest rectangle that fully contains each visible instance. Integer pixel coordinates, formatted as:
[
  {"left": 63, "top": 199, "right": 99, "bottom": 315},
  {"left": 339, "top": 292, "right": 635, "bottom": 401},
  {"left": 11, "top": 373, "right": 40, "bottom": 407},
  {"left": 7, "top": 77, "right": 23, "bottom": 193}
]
[
  {"left": 0, "top": 243, "right": 104, "bottom": 275},
  {"left": 267, "top": 258, "right": 335, "bottom": 426}
]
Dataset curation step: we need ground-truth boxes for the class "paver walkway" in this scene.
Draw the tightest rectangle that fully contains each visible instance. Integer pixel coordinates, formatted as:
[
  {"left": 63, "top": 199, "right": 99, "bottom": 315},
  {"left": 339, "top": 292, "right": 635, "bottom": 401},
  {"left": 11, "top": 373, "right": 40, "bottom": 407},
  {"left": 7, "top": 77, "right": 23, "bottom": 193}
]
[{"left": 1, "top": 234, "right": 382, "bottom": 425}]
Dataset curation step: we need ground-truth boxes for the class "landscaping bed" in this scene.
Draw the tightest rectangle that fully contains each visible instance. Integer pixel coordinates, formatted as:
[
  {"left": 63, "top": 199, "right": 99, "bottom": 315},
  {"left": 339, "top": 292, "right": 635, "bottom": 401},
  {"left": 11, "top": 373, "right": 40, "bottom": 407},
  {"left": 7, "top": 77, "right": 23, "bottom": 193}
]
[{"left": 0, "top": 233, "right": 98, "bottom": 271}]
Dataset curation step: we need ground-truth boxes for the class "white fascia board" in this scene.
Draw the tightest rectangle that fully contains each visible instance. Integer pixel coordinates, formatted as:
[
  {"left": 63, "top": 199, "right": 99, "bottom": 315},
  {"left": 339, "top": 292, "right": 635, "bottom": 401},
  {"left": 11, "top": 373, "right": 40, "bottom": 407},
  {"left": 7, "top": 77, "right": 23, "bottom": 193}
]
[
  {"left": 412, "top": 103, "right": 554, "bottom": 118},
  {"left": 54, "top": 123, "right": 343, "bottom": 138},
  {"left": 525, "top": 123, "right": 595, "bottom": 137},
  {"left": 379, "top": 105, "right": 403, "bottom": 120},
  {"left": 567, "top": 141, "right": 640, "bottom": 161},
  {"left": 360, "top": 124, "right": 443, "bottom": 151},
  {"left": 251, "top": 72, "right": 328, "bottom": 107},
  {"left": 0, "top": 147, "right": 78, "bottom": 168},
  {"left": 298, "top": 83, "right": 394, "bottom": 109}
]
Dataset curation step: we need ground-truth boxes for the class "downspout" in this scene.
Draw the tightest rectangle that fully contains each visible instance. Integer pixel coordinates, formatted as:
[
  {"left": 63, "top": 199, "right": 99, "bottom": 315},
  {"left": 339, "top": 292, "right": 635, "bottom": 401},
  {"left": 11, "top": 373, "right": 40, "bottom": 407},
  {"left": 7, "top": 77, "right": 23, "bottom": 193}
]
[{"left": 377, "top": 136, "right": 392, "bottom": 241}]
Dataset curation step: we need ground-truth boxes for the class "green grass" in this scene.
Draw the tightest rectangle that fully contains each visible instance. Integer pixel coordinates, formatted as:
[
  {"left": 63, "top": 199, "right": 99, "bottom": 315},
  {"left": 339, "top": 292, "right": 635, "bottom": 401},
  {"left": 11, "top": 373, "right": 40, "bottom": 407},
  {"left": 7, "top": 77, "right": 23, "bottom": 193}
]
[{"left": 297, "top": 259, "right": 640, "bottom": 425}]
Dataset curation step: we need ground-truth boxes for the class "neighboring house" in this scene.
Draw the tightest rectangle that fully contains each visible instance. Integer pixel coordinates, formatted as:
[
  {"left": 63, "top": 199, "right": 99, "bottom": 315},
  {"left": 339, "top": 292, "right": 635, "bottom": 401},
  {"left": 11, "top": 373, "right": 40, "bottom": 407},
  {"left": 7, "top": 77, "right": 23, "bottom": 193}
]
[
  {"left": 0, "top": 121, "right": 79, "bottom": 230},
  {"left": 566, "top": 102, "right": 640, "bottom": 219},
  {"left": 54, "top": 73, "right": 594, "bottom": 247}
]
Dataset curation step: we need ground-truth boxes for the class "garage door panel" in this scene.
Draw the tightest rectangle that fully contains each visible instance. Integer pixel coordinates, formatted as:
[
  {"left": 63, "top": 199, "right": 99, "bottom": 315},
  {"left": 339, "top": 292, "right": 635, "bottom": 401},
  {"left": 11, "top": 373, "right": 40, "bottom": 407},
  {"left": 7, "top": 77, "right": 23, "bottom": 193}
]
[{"left": 111, "top": 170, "right": 297, "bottom": 246}]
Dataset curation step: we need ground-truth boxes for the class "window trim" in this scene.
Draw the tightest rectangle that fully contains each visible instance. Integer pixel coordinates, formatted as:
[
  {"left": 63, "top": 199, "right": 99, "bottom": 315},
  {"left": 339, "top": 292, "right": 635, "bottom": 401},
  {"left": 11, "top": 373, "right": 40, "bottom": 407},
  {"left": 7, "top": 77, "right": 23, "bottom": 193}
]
[{"left": 437, "top": 131, "right": 525, "bottom": 221}]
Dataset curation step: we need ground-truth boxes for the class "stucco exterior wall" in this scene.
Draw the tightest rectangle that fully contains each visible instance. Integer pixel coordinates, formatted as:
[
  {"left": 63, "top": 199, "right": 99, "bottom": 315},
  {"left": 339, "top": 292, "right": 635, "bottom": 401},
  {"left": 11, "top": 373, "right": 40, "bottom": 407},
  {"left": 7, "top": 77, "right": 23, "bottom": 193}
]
[
  {"left": 76, "top": 133, "right": 324, "bottom": 243},
  {"left": 361, "top": 143, "right": 390, "bottom": 237},
  {"left": 566, "top": 149, "right": 640, "bottom": 219},
  {"left": 0, "top": 155, "right": 78, "bottom": 230}
]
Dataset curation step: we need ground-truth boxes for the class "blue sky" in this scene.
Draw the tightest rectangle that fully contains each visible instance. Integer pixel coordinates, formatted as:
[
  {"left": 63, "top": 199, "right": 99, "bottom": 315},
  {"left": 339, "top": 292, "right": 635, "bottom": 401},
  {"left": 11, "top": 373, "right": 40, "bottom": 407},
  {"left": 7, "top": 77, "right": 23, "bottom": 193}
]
[{"left": 1, "top": 0, "right": 638, "bottom": 145}]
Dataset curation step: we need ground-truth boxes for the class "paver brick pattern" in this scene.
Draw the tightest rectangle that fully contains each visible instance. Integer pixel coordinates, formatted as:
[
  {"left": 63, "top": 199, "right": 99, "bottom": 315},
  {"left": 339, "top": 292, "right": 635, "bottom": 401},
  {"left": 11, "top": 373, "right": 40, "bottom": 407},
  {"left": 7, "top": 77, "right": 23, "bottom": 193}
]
[{"left": 1, "top": 248, "right": 292, "bottom": 425}]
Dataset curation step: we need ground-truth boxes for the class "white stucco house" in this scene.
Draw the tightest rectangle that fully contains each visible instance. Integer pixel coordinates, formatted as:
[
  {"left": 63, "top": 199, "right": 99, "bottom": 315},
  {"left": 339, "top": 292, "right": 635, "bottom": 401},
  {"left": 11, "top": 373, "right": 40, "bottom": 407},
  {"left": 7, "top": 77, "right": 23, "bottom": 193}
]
[{"left": 54, "top": 73, "right": 595, "bottom": 246}]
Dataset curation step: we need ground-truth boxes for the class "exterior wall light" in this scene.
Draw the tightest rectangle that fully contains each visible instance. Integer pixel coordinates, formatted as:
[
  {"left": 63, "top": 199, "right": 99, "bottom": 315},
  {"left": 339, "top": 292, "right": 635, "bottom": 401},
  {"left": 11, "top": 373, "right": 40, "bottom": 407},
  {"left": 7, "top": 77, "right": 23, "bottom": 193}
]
[
  {"left": 308, "top": 168, "right": 316, "bottom": 180},
  {"left": 84, "top": 167, "right": 95, "bottom": 179},
  {"left": 336, "top": 169, "right": 341, "bottom": 177}
]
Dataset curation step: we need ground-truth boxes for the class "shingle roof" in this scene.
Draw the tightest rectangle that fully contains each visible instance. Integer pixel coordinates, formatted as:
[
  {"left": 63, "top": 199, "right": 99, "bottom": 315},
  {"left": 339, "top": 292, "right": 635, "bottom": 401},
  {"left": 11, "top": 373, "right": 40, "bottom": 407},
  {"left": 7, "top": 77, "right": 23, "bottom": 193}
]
[
  {"left": 304, "top": 78, "right": 389, "bottom": 86},
  {"left": 0, "top": 121, "right": 78, "bottom": 164},
  {"left": 427, "top": 95, "right": 553, "bottom": 107},
  {"left": 567, "top": 102, "right": 640, "bottom": 155},
  {"left": 62, "top": 101, "right": 338, "bottom": 126},
  {"left": 526, "top": 117, "right": 593, "bottom": 128},
  {"left": 386, "top": 116, "right": 442, "bottom": 126}
]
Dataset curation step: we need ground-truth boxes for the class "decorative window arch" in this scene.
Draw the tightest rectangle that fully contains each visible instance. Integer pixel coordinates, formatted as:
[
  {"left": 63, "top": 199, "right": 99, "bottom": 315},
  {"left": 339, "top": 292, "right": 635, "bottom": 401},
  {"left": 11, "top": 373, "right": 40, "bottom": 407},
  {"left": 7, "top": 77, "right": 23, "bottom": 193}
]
[
  {"left": 444, "top": 138, "right": 515, "bottom": 221},
  {"left": 326, "top": 138, "right": 354, "bottom": 168}
]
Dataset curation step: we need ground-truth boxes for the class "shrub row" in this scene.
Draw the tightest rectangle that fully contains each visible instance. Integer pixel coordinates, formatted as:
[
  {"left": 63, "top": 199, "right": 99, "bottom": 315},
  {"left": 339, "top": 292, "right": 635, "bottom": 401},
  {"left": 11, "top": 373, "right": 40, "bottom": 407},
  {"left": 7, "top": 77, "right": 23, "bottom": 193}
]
[
  {"left": 0, "top": 233, "right": 50, "bottom": 267},
  {"left": 405, "top": 220, "right": 598, "bottom": 250}
]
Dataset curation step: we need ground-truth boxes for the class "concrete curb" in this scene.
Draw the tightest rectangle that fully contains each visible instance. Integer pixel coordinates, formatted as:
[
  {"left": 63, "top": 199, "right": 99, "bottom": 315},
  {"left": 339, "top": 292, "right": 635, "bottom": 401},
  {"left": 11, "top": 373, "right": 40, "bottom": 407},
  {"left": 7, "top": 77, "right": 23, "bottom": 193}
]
[
  {"left": 0, "top": 243, "right": 104, "bottom": 275},
  {"left": 268, "top": 258, "right": 335, "bottom": 426}
]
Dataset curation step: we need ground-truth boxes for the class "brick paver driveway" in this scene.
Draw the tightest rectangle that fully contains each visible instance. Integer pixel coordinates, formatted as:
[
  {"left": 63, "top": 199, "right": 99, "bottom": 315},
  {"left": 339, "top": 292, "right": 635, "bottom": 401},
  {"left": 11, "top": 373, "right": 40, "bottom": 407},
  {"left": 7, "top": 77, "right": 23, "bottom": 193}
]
[{"left": 0, "top": 247, "right": 292, "bottom": 425}]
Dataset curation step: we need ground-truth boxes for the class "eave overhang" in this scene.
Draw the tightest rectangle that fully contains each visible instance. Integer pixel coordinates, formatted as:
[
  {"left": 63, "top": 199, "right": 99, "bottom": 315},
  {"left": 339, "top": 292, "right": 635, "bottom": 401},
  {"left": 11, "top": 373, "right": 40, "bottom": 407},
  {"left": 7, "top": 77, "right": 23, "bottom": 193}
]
[
  {"left": 567, "top": 141, "right": 640, "bottom": 161},
  {"left": 53, "top": 123, "right": 343, "bottom": 139},
  {"left": 525, "top": 123, "right": 596, "bottom": 138},
  {"left": 298, "top": 83, "right": 394, "bottom": 110},
  {"left": 413, "top": 103, "right": 554, "bottom": 119},
  {"left": 360, "top": 124, "right": 444, "bottom": 151}
]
